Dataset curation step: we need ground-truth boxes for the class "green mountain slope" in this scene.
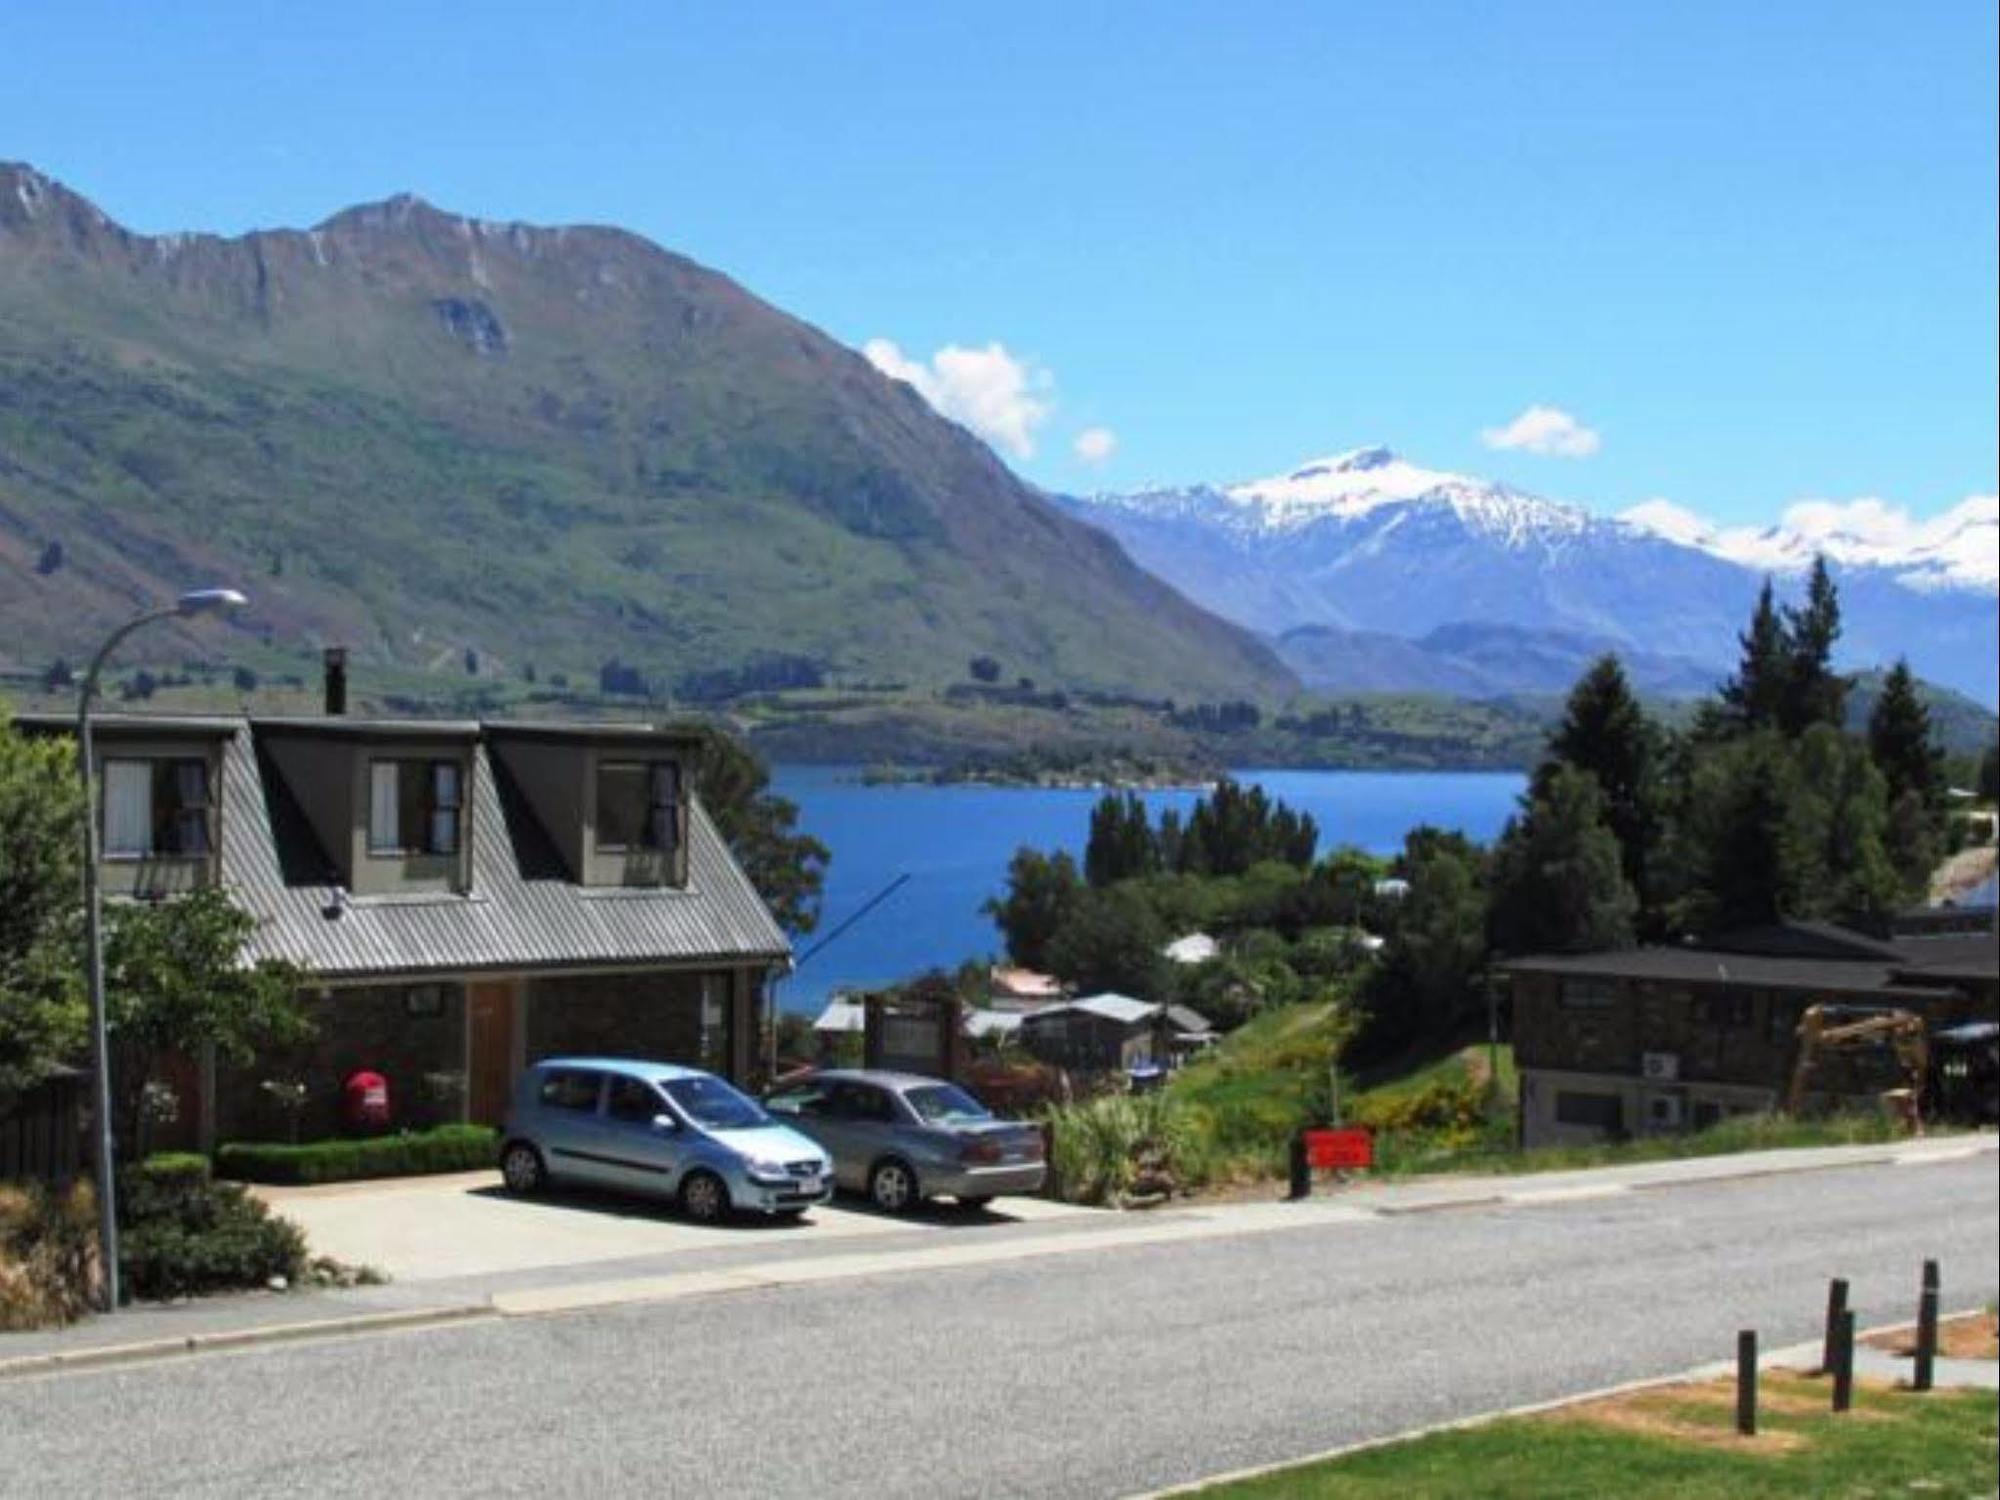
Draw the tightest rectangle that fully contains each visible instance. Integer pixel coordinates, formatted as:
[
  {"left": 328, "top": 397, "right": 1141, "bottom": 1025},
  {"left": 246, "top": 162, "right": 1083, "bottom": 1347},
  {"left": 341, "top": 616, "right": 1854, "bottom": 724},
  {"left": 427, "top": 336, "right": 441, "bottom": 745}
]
[{"left": 0, "top": 164, "right": 1291, "bottom": 701}]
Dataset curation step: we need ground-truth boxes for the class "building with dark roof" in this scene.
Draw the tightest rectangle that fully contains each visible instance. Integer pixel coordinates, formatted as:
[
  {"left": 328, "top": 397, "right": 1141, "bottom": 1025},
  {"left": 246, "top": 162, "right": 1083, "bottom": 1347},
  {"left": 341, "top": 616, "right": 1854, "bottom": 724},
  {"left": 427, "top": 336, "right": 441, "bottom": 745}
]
[
  {"left": 18, "top": 710, "right": 791, "bottom": 1147},
  {"left": 1500, "top": 916, "right": 1997, "bottom": 1148}
]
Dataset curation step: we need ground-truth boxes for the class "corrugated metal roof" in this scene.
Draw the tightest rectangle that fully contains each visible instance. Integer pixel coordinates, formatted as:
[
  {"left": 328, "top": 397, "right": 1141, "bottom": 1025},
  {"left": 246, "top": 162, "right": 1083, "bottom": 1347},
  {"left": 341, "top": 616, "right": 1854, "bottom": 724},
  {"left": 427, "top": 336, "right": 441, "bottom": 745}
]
[
  {"left": 221, "top": 727, "right": 790, "bottom": 979},
  {"left": 963, "top": 1009, "right": 1023, "bottom": 1038},
  {"left": 813, "top": 1002, "right": 866, "bottom": 1033},
  {"left": 1026, "top": 993, "right": 1159, "bottom": 1027}
]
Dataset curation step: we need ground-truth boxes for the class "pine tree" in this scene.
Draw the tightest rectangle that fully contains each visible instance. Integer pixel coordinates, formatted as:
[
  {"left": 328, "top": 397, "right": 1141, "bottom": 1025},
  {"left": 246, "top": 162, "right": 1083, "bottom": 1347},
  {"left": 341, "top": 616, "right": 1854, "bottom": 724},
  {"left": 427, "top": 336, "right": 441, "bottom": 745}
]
[
  {"left": 1489, "top": 767, "right": 1638, "bottom": 955},
  {"left": 1718, "top": 579, "right": 1788, "bottom": 734},
  {"left": 1779, "top": 556, "right": 1848, "bottom": 735},
  {"left": 1084, "top": 792, "right": 1158, "bottom": 887},
  {"left": 1866, "top": 658, "right": 1942, "bottom": 809},
  {"left": 1538, "top": 655, "right": 1658, "bottom": 913},
  {"left": 1682, "top": 732, "right": 1807, "bottom": 931}
]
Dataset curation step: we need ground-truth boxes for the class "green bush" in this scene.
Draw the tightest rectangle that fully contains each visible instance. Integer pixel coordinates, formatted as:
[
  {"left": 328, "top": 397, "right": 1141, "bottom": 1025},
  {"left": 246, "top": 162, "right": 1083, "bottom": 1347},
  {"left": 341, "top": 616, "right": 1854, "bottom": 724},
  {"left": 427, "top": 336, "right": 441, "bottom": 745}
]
[
  {"left": 120, "top": 1188, "right": 306, "bottom": 1301},
  {"left": 216, "top": 1124, "right": 498, "bottom": 1185},
  {"left": 0, "top": 1180, "right": 100, "bottom": 1329},
  {"left": 1044, "top": 1092, "right": 1211, "bottom": 1205}
]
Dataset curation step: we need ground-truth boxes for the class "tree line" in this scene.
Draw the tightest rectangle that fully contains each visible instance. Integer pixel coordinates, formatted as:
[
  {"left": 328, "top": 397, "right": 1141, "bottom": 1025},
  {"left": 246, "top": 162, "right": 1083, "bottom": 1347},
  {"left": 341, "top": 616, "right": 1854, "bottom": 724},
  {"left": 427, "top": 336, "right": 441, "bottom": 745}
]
[{"left": 985, "top": 559, "right": 1990, "bottom": 1061}]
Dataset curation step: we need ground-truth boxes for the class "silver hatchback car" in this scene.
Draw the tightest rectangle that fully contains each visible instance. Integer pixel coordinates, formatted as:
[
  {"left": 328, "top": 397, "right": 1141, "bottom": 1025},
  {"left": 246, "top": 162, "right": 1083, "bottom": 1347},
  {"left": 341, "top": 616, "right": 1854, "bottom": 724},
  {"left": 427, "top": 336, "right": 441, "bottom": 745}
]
[
  {"left": 499, "top": 1057, "right": 833, "bottom": 1222},
  {"left": 763, "top": 1068, "right": 1046, "bottom": 1213}
]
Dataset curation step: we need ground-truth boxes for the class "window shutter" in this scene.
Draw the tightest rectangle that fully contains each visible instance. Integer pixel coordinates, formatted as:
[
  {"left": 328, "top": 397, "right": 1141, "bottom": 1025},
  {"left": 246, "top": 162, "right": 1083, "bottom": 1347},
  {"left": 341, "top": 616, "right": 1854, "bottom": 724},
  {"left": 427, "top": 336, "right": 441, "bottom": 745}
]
[
  {"left": 172, "top": 760, "right": 211, "bottom": 854},
  {"left": 369, "top": 762, "right": 401, "bottom": 851},
  {"left": 649, "top": 762, "right": 680, "bottom": 857},
  {"left": 429, "top": 762, "right": 462, "bottom": 855},
  {"left": 103, "top": 761, "right": 153, "bottom": 856}
]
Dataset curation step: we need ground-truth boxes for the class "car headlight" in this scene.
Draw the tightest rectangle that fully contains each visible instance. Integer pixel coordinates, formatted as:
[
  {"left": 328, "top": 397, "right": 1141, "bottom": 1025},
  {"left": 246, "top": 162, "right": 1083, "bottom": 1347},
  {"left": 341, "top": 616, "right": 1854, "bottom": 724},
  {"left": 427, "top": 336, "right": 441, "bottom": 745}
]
[{"left": 746, "top": 1160, "right": 793, "bottom": 1183}]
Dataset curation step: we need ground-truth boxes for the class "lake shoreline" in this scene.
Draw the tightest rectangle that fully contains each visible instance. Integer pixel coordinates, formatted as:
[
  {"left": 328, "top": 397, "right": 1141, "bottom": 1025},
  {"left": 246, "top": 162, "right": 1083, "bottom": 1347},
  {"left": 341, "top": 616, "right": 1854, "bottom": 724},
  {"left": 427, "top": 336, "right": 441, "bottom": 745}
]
[{"left": 769, "top": 765, "right": 1529, "bottom": 1012}]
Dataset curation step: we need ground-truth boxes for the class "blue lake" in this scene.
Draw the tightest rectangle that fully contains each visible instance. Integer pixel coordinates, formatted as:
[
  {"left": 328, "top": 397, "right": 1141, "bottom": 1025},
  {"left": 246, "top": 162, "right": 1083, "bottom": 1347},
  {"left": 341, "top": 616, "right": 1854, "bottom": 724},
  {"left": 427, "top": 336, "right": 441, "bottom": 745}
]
[{"left": 768, "top": 767, "right": 1528, "bottom": 1011}]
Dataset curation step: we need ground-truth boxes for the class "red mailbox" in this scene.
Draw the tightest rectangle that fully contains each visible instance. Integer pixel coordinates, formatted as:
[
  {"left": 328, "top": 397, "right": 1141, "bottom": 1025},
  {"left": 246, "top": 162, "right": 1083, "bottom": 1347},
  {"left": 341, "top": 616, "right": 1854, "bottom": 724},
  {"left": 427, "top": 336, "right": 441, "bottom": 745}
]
[
  {"left": 343, "top": 1070, "right": 391, "bottom": 1133},
  {"left": 1303, "top": 1126, "right": 1373, "bottom": 1171}
]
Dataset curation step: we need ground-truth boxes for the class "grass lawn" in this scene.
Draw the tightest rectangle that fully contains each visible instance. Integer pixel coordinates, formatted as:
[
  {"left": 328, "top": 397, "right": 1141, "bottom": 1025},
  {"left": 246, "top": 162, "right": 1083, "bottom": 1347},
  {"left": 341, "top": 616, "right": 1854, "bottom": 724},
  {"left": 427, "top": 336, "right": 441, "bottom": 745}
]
[{"left": 1198, "top": 1375, "right": 2000, "bottom": 1498}]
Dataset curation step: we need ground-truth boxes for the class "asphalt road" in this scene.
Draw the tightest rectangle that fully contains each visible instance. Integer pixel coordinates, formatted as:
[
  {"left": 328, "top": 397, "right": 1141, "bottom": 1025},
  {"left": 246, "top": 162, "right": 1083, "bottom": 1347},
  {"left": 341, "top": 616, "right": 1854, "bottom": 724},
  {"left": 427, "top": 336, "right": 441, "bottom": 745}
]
[{"left": 3, "top": 1155, "right": 1994, "bottom": 1499}]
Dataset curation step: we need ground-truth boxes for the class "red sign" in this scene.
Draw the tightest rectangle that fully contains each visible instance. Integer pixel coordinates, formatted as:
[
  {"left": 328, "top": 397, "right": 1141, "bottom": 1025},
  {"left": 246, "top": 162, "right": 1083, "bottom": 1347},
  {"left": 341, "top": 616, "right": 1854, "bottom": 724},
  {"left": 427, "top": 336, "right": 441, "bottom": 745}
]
[{"left": 1304, "top": 1127, "right": 1373, "bottom": 1171}]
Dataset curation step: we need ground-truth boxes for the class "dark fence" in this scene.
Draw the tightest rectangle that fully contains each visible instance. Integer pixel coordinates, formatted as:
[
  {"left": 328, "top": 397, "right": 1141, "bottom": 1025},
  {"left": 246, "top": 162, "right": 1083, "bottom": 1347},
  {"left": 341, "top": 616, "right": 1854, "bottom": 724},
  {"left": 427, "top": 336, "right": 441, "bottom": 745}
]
[{"left": 1, "top": 1070, "right": 86, "bottom": 1186}]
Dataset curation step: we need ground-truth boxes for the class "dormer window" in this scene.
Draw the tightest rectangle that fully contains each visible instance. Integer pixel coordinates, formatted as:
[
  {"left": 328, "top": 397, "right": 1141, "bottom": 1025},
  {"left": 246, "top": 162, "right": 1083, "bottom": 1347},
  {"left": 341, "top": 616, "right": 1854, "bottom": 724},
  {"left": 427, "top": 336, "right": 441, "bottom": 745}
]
[
  {"left": 102, "top": 758, "right": 212, "bottom": 858},
  {"left": 368, "top": 759, "right": 464, "bottom": 857},
  {"left": 596, "top": 761, "right": 680, "bottom": 856}
]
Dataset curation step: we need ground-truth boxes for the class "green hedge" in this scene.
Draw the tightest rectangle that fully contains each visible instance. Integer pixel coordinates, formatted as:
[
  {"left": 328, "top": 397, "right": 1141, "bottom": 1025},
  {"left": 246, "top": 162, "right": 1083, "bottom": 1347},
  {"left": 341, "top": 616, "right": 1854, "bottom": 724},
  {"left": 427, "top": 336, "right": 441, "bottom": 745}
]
[{"left": 215, "top": 1125, "right": 499, "bottom": 1186}]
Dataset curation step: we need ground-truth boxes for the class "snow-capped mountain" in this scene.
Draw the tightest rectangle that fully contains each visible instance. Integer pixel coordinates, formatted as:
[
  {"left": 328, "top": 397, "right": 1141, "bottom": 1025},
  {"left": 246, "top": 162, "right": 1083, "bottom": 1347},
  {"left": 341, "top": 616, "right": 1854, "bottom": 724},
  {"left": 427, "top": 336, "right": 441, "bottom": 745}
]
[
  {"left": 1620, "top": 494, "right": 1999, "bottom": 593},
  {"left": 1060, "top": 449, "right": 1999, "bottom": 705}
]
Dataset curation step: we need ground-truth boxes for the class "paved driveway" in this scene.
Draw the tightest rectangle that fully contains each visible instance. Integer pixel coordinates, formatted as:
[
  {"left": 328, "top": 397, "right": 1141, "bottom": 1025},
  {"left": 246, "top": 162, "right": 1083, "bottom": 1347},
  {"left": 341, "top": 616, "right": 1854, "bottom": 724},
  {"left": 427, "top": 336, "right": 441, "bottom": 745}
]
[{"left": 255, "top": 1172, "right": 1092, "bottom": 1281}]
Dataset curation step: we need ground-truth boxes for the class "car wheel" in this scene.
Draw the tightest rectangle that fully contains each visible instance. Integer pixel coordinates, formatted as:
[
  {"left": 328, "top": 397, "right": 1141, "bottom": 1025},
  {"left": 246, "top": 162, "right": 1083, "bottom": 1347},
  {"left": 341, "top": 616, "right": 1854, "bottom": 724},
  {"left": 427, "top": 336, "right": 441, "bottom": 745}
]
[
  {"left": 959, "top": 1195, "right": 995, "bottom": 1211},
  {"left": 869, "top": 1158, "right": 920, "bottom": 1214},
  {"left": 500, "top": 1141, "right": 546, "bottom": 1195},
  {"left": 678, "top": 1169, "right": 731, "bottom": 1224}
]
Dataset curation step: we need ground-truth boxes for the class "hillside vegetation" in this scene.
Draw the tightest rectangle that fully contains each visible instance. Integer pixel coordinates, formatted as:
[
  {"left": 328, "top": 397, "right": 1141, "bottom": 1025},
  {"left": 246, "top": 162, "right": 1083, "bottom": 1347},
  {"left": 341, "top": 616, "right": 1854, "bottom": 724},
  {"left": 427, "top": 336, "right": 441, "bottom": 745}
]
[{"left": 0, "top": 163, "right": 1287, "bottom": 705}]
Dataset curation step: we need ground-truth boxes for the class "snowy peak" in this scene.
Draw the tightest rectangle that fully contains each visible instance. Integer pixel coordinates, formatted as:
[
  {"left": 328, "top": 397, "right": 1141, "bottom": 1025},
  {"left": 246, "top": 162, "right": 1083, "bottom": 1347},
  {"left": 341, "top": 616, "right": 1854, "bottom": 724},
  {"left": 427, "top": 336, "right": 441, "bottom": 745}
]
[
  {"left": 1105, "top": 444, "right": 1591, "bottom": 546},
  {"left": 1620, "top": 493, "right": 2000, "bottom": 591}
]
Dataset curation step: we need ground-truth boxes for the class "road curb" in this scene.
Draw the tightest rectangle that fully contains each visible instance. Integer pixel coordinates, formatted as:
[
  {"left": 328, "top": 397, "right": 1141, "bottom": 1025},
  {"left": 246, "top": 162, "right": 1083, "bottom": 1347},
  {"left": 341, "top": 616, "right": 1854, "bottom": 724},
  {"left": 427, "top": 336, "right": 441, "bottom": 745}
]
[
  {"left": 1129, "top": 1309, "right": 1993, "bottom": 1498},
  {"left": 0, "top": 1302, "right": 491, "bottom": 1382}
]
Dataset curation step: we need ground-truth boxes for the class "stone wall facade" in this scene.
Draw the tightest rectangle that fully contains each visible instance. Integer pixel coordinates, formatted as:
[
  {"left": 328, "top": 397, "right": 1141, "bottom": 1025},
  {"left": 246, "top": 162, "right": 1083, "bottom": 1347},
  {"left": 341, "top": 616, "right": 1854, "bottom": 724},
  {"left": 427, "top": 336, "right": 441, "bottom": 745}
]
[
  {"left": 525, "top": 969, "right": 736, "bottom": 1078},
  {"left": 214, "top": 982, "right": 468, "bottom": 1143}
]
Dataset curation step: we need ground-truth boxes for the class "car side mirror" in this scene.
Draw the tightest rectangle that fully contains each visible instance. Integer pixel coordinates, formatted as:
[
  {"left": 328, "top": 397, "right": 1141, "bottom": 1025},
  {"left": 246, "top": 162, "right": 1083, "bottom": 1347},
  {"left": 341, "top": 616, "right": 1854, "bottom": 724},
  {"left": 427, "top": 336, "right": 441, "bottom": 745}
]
[{"left": 652, "top": 1113, "right": 680, "bottom": 1134}]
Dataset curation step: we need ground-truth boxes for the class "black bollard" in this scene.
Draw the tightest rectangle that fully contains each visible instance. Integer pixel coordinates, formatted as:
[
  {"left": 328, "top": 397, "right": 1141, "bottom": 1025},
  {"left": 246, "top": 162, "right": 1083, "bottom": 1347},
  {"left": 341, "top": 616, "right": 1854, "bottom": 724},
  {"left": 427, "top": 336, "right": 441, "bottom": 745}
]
[
  {"left": 1288, "top": 1130, "right": 1311, "bottom": 1200},
  {"left": 1822, "top": 1277, "right": 1849, "bottom": 1375},
  {"left": 1736, "top": 1330, "right": 1758, "bottom": 1436},
  {"left": 1915, "top": 1260, "right": 1940, "bottom": 1393},
  {"left": 1832, "top": 1309, "right": 1856, "bottom": 1413}
]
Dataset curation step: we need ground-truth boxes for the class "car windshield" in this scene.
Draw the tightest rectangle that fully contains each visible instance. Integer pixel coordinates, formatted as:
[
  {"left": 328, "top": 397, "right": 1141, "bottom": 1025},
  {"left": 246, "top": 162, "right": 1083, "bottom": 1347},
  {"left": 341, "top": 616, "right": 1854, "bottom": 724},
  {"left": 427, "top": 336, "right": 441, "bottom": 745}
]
[
  {"left": 661, "top": 1076, "right": 769, "bottom": 1130},
  {"left": 903, "top": 1083, "right": 991, "bottom": 1125}
]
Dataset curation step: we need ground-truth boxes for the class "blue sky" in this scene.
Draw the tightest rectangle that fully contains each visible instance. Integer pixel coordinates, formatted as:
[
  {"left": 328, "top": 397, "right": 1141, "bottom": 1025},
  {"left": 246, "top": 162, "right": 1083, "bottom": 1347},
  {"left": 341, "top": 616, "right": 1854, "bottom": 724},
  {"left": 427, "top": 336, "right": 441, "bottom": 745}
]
[{"left": 6, "top": 2, "right": 1995, "bottom": 525}]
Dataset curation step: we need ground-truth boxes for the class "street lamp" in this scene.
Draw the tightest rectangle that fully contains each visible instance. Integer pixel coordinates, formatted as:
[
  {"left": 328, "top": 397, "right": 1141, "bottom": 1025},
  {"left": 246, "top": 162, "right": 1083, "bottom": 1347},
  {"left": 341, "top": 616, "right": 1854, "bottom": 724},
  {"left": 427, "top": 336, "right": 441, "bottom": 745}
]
[{"left": 76, "top": 587, "right": 247, "bottom": 1310}]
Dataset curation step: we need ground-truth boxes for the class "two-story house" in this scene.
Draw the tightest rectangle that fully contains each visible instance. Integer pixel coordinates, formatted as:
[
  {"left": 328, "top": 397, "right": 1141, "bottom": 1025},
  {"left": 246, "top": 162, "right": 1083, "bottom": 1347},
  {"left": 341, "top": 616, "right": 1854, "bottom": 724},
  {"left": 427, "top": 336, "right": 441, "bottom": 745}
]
[
  {"left": 22, "top": 706, "right": 791, "bottom": 1147},
  {"left": 1502, "top": 918, "right": 1998, "bottom": 1147}
]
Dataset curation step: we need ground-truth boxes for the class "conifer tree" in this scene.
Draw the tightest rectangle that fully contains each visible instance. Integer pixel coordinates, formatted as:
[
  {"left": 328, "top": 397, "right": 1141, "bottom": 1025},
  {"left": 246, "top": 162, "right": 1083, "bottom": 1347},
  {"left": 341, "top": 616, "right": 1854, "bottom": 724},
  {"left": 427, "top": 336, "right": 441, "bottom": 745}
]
[
  {"left": 1489, "top": 767, "right": 1638, "bottom": 955},
  {"left": 1537, "top": 655, "right": 1658, "bottom": 911},
  {"left": 1866, "top": 658, "right": 1942, "bottom": 810},
  {"left": 1718, "top": 579, "right": 1788, "bottom": 734},
  {"left": 1779, "top": 556, "right": 1848, "bottom": 734}
]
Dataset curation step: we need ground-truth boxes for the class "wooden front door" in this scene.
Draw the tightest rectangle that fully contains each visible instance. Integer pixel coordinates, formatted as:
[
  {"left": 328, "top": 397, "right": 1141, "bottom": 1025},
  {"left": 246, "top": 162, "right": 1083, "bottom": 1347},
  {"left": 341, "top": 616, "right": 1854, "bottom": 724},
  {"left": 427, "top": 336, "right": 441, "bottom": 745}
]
[{"left": 467, "top": 981, "right": 518, "bottom": 1126}]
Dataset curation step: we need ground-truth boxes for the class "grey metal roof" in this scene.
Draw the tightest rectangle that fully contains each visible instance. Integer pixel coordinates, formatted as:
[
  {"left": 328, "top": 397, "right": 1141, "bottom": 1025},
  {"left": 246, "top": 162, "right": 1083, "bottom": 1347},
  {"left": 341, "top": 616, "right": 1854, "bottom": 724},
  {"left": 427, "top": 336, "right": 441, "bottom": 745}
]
[
  {"left": 219, "top": 727, "right": 789, "bottom": 979},
  {"left": 1497, "top": 949, "right": 1988, "bottom": 1001}
]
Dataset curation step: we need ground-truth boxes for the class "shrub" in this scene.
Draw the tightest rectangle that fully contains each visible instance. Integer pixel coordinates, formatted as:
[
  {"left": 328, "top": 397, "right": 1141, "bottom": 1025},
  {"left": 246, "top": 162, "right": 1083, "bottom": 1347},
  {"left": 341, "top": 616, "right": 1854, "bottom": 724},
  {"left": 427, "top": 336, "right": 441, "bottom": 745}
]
[
  {"left": 216, "top": 1124, "right": 498, "bottom": 1185},
  {"left": 112, "top": 1151, "right": 306, "bottom": 1300},
  {"left": 0, "top": 1180, "right": 101, "bottom": 1329},
  {"left": 1043, "top": 1092, "right": 1210, "bottom": 1205},
  {"left": 120, "top": 1194, "right": 307, "bottom": 1301}
]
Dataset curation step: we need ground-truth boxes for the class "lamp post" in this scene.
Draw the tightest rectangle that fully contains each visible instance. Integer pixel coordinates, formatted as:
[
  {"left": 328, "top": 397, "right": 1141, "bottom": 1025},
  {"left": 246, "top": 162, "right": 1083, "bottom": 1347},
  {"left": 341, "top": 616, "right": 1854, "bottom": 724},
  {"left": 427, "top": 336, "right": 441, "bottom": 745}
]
[{"left": 76, "top": 587, "right": 247, "bottom": 1311}]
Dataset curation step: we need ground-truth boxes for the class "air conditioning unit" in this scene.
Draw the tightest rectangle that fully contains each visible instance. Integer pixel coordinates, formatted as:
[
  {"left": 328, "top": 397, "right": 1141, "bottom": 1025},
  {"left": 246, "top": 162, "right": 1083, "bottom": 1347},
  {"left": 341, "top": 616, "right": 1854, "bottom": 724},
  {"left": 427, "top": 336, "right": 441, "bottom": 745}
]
[{"left": 1641, "top": 1051, "right": 1680, "bottom": 1082}]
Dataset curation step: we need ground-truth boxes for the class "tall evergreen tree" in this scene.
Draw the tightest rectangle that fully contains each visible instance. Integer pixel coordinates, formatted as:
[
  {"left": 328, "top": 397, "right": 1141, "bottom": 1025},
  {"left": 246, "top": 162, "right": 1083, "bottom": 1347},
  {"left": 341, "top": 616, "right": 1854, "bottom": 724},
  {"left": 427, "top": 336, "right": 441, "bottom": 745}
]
[
  {"left": 1790, "top": 724, "right": 1903, "bottom": 929},
  {"left": 1489, "top": 768, "right": 1639, "bottom": 955},
  {"left": 1084, "top": 792, "right": 1159, "bottom": 887},
  {"left": 1537, "top": 655, "right": 1658, "bottom": 916},
  {"left": 1779, "top": 556, "right": 1849, "bottom": 734},
  {"left": 1680, "top": 732, "right": 1808, "bottom": 931},
  {"left": 1866, "top": 658, "right": 1942, "bottom": 809},
  {"left": 1718, "top": 579, "right": 1789, "bottom": 734}
]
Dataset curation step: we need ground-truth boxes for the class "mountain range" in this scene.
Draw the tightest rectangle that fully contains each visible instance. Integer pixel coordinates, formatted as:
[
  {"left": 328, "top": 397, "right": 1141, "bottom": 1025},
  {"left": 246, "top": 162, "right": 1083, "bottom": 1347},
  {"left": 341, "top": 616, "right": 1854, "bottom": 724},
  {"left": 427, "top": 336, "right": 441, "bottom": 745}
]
[
  {"left": 0, "top": 163, "right": 1287, "bottom": 703},
  {"left": 1061, "top": 448, "right": 1998, "bottom": 705}
]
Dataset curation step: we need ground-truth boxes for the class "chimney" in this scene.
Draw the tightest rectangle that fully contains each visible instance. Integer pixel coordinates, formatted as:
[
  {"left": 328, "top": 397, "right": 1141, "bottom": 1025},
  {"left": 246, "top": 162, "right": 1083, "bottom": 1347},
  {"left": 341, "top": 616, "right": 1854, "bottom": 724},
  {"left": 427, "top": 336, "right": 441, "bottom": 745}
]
[{"left": 322, "top": 647, "right": 348, "bottom": 717}]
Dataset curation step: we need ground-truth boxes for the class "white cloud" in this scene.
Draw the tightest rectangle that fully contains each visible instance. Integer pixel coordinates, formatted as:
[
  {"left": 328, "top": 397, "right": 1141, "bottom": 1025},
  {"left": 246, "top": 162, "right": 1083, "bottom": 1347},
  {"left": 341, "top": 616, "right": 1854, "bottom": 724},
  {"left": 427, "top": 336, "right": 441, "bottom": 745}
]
[
  {"left": 1073, "top": 426, "right": 1118, "bottom": 465},
  {"left": 1618, "top": 492, "right": 1998, "bottom": 590},
  {"left": 1480, "top": 404, "right": 1602, "bottom": 458},
  {"left": 864, "top": 337, "right": 1053, "bottom": 459}
]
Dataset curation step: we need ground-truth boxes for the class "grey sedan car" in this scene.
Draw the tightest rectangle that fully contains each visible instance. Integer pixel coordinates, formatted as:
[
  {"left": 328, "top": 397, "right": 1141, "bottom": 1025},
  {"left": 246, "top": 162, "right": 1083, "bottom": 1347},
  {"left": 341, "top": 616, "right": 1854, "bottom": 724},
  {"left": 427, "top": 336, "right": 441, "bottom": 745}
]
[{"left": 763, "top": 1069, "right": 1046, "bottom": 1213}]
